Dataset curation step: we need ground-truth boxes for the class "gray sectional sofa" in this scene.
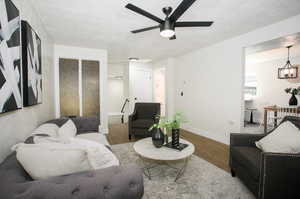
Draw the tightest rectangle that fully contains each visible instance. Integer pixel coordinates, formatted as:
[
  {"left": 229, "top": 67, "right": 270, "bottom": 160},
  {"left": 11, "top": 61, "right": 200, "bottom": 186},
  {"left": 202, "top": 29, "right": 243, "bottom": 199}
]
[{"left": 0, "top": 117, "right": 144, "bottom": 199}]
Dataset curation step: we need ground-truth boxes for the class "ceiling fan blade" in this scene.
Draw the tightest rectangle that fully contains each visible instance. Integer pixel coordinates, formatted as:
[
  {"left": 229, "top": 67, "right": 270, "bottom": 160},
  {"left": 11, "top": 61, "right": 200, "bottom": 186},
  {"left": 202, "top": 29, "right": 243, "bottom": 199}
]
[
  {"left": 169, "top": 0, "right": 197, "bottom": 22},
  {"left": 175, "top": 21, "right": 213, "bottom": 27},
  {"left": 125, "top": 4, "right": 164, "bottom": 24},
  {"left": 131, "top": 25, "right": 160, "bottom": 33},
  {"left": 169, "top": 35, "right": 176, "bottom": 40}
]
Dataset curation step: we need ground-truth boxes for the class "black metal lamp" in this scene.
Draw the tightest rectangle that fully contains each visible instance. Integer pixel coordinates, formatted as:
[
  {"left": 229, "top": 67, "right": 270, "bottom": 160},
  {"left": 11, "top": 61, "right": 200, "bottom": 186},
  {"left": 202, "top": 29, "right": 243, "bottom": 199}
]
[{"left": 278, "top": 45, "right": 298, "bottom": 79}]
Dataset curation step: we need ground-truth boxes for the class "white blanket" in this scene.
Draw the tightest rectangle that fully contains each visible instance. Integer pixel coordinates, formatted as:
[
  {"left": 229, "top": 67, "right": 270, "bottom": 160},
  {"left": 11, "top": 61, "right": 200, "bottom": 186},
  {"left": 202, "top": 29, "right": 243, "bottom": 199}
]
[{"left": 12, "top": 137, "right": 119, "bottom": 179}]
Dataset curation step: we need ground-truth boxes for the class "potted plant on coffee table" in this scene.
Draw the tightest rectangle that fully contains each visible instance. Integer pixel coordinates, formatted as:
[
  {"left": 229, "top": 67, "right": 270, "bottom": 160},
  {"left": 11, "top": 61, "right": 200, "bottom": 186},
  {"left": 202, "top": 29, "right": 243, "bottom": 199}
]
[
  {"left": 169, "top": 113, "right": 187, "bottom": 147},
  {"left": 149, "top": 116, "right": 170, "bottom": 148},
  {"left": 149, "top": 113, "right": 187, "bottom": 148}
]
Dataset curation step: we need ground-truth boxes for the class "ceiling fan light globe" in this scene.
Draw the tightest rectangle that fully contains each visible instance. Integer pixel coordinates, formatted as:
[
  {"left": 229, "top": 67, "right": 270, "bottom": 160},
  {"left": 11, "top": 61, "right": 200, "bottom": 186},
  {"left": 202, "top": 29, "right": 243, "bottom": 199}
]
[{"left": 160, "top": 29, "right": 175, "bottom": 38}]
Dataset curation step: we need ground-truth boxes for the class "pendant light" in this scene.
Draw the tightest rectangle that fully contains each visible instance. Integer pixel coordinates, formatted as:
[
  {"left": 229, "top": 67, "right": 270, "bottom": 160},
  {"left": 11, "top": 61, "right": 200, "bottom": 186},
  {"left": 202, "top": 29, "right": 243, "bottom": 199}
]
[
  {"left": 278, "top": 45, "right": 298, "bottom": 79},
  {"left": 159, "top": 7, "right": 175, "bottom": 38},
  {"left": 160, "top": 19, "right": 175, "bottom": 38}
]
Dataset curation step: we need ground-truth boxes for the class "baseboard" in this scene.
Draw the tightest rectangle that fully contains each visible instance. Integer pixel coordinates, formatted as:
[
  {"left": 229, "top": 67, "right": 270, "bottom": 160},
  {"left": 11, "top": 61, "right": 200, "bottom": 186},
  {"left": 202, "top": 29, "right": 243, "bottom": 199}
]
[
  {"left": 182, "top": 126, "right": 229, "bottom": 145},
  {"left": 99, "top": 126, "right": 109, "bottom": 134}
]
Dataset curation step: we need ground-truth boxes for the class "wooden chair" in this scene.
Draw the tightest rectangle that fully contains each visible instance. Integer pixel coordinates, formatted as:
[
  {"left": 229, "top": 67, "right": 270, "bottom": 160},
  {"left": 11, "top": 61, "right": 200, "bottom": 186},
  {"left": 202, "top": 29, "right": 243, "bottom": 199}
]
[{"left": 262, "top": 106, "right": 299, "bottom": 131}]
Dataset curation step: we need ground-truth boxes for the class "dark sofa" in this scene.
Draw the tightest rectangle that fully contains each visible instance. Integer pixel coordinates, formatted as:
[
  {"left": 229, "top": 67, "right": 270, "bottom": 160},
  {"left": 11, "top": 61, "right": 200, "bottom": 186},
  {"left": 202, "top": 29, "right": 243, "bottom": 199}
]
[
  {"left": 230, "top": 116, "right": 300, "bottom": 199},
  {"left": 0, "top": 117, "right": 144, "bottom": 199},
  {"left": 128, "top": 103, "right": 160, "bottom": 139}
]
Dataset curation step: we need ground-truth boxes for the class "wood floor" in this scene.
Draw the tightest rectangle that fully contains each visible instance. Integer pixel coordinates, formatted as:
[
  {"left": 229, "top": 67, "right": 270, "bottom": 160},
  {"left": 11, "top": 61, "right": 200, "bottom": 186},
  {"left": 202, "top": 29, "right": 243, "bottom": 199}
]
[{"left": 108, "top": 123, "right": 230, "bottom": 172}]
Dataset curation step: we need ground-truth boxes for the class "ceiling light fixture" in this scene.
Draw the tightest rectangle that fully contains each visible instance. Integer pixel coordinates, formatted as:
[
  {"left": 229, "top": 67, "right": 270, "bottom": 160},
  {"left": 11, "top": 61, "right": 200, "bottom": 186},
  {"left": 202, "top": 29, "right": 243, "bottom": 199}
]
[
  {"left": 160, "top": 15, "right": 175, "bottom": 38},
  {"left": 278, "top": 45, "right": 298, "bottom": 79}
]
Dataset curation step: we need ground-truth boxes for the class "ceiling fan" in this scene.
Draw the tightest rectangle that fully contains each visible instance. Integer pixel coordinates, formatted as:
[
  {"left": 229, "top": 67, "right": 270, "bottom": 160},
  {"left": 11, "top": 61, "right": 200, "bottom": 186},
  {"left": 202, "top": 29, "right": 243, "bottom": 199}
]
[{"left": 125, "top": 0, "right": 214, "bottom": 40}]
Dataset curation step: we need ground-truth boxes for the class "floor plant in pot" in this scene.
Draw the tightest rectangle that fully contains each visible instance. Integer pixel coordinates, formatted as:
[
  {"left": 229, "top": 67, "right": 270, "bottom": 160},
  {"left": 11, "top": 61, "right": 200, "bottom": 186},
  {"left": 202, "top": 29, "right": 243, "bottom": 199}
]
[{"left": 285, "top": 87, "right": 300, "bottom": 106}]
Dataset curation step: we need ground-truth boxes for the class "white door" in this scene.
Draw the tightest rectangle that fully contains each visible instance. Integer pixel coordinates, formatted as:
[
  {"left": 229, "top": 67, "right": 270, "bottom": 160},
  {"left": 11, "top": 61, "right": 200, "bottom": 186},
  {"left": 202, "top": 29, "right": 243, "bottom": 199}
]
[
  {"left": 153, "top": 67, "right": 166, "bottom": 116},
  {"left": 132, "top": 68, "right": 153, "bottom": 103}
]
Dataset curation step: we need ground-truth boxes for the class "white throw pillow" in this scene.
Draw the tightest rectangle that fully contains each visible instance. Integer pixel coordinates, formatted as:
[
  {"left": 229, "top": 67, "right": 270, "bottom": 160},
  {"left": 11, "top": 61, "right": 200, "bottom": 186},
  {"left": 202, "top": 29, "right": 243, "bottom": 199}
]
[
  {"left": 14, "top": 143, "right": 91, "bottom": 180},
  {"left": 32, "top": 123, "right": 59, "bottom": 137},
  {"left": 256, "top": 121, "right": 300, "bottom": 153},
  {"left": 58, "top": 119, "right": 77, "bottom": 139}
]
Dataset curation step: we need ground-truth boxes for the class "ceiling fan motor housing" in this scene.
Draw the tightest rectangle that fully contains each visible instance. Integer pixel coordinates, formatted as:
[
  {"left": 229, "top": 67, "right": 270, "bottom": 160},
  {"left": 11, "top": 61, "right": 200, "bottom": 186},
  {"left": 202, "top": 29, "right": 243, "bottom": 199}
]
[
  {"left": 162, "top": 7, "right": 173, "bottom": 17},
  {"left": 160, "top": 19, "right": 174, "bottom": 32},
  {"left": 160, "top": 19, "right": 175, "bottom": 38}
]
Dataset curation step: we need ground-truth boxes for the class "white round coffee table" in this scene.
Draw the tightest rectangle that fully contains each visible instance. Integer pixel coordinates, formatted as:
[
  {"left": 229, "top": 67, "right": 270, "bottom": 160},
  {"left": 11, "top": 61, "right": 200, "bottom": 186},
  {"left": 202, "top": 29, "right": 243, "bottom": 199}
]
[{"left": 134, "top": 137, "right": 195, "bottom": 182}]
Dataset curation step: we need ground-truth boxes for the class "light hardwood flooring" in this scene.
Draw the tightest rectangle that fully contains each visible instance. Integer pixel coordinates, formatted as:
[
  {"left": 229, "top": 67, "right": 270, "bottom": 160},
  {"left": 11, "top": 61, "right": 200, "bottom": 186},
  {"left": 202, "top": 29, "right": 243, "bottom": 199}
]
[{"left": 108, "top": 123, "right": 230, "bottom": 172}]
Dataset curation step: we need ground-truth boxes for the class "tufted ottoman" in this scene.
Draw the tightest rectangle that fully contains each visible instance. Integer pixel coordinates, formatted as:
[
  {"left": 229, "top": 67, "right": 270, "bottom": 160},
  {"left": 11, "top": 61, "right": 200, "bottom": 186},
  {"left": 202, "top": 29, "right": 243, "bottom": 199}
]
[{"left": 0, "top": 152, "right": 144, "bottom": 199}]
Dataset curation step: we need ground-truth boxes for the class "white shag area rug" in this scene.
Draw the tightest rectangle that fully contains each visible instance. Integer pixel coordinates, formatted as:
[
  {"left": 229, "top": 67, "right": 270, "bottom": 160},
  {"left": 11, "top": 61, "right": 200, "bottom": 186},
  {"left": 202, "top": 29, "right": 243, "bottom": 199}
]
[{"left": 111, "top": 143, "right": 255, "bottom": 199}]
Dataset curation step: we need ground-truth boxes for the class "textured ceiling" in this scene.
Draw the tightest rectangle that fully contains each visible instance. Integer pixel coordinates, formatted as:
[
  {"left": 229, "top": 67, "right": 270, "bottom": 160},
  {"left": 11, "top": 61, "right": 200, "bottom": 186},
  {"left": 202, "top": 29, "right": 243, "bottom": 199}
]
[
  {"left": 30, "top": 0, "right": 300, "bottom": 62},
  {"left": 246, "top": 32, "right": 300, "bottom": 55},
  {"left": 246, "top": 44, "right": 300, "bottom": 65}
]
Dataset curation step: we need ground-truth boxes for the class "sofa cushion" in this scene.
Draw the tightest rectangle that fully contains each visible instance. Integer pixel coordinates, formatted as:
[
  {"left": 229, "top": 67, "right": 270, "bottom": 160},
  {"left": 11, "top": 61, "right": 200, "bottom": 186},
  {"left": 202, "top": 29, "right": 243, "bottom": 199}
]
[
  {"left": 14, "top": 142, "right": 91, "bottom": 180},
  {"left": 231, "top": 146, "right": 261, "bottom": 180},
  {"left": 46, "top": 118, "right": 69, "bottom": 127},
  {"left": 32, "top": 123, "right": 59, "bottom": 137},
  {"left": 256, "top": 121, "right": 300, "bottom": 153},
  {"left": 132, "top": 119, "right": 154, "bottom": 129},
  {"left": 71, "top": 117, "right": 100, "bottom": 134},
  {"left": 58, "top": 119, "right": 77, "bottom": 139}
]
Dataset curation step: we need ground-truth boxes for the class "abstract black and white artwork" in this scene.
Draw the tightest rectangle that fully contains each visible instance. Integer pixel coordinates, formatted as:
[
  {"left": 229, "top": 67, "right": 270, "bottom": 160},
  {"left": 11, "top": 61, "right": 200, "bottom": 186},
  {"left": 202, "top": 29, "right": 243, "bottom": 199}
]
[
  {"left": 22, "top": 20, "right": 42, "bottom": 107},
  {"left": 0, "top": 0, "right": 21, "bottom": 114}
]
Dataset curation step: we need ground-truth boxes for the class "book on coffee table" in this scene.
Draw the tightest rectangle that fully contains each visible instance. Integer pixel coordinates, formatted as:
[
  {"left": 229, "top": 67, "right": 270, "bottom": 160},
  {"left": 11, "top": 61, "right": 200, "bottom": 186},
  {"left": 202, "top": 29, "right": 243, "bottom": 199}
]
[{"left": 164, "top": 142, "right": 189, "bottom": 151}]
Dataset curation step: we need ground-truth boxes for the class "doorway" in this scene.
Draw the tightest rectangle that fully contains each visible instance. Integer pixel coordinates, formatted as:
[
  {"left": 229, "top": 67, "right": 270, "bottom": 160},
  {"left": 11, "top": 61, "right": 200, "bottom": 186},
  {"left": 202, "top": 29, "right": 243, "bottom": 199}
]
[
  {"left": 153, "top": 67, "right": 166, "bottom": 116},
  {"left": 129, "top": 61, "right": 154, "bottom": 114},
  {"left": 132, "top": 68, "right": 153, "bottom": 103},
  {"left": 242, "top": 32, "right": 300, "bottom": 133}
]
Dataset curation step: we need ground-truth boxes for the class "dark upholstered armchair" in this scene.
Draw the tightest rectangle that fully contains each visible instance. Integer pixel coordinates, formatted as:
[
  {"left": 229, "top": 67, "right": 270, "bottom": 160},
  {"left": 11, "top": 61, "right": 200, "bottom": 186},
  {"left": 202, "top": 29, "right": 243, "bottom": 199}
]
[
  {"left": 230, "top": 116, "right": 300, "bottom": 199},
  {"left": 128, "top": 103, "right": 160, "bottom": 139}
]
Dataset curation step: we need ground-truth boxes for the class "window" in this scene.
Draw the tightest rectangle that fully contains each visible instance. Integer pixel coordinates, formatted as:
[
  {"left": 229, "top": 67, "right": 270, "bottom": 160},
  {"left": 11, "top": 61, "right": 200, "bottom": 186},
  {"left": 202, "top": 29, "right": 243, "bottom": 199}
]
[{"left": 244, "top": 73, "right": 257, "bottom": 100}]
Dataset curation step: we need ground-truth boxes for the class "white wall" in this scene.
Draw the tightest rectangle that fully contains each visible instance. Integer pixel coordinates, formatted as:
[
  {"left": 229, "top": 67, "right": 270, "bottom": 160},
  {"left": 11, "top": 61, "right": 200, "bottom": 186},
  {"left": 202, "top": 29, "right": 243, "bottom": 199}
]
[
  {"left": 245, "top": 56, "right": 300, "bottom": 123},
  {"left": 108, "top": 63, "right": 125, "bottom": 113},
  {"left": 122, "top": 63, "right": 130, "bottom": 122},
  {"left": 0, "top": 0, "right": 55, "bottom": 162},
  {"left": 153, "top": 58, "right": 175, "bottom": 120},
  {"left": 54, "top": 45, "right": 108, "bottom": 133},
  {"left": 159, "top": 14, "right": 300, "bottom": 145}
]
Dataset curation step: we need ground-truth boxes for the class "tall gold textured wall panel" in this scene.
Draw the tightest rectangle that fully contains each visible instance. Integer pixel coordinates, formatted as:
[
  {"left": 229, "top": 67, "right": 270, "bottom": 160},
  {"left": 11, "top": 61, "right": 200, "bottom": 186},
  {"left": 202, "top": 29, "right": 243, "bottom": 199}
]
[
  {"left": 59, "top": 58, "right": 80, "bottom": 117},
  {"left": 82, "top": 60, "right": 100, "bottom": 117}
]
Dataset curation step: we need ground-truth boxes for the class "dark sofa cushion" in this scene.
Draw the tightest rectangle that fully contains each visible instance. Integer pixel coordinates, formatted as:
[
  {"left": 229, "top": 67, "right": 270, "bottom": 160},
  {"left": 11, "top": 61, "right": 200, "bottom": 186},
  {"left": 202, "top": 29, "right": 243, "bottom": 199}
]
[
  {"left": 231, "top": 146, "right": 261, "bottom": 180},
  {"left": 132, "top": 119, "right": 155, "bottom": 129},
  {"left": 71, "top": 116, "right": 99, "bottom": 134},
  {"left": 46, "top": 118, "right": 69, "bottom": 127},
  {"left": 45, "top": 117, "right": 100, "bottom": 134}
]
